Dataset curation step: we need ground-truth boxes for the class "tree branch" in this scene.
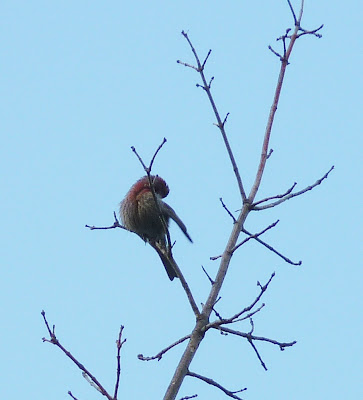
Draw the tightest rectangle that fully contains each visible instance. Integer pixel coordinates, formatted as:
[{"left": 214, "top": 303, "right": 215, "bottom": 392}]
[
  {"left": 187, "top": 371, "right": 247, "bottom": 400},
  {"left": 41, "top": 311, "right": 115, "bottom": 400},
  {"left": 233, "top": 220, "right": 280, "bottom": 253},
  {"left": 177, "top": 32, "right": 247, "bottom": 202},
  {"left": 253, "top": 182, "right": 297, "bottom": 206},
  {"left": 113, "top": 326, "right": 126, "bottom": 400},
  {"left": 248, "top": 0, "right": 323, "bottom": 203},
  {"left": 241, "top": 227, "right": 302, "bottom": 266},
  {"left": 206, "top": 273, "right": 275, "bottom": 329},
  {"left": 164, "top": 3, "right": 321, "bottom": 397},
  {"left": 85, "top": 212, "right": 125, "bottom": 230},
  {"left": 219, "top": 326, "right": 297, "bottom": 351},
  {"left": 252, "top": 166, "right": 334, "bottom": 210},
  {"left": 138, "top": 334, "right": 191, "bottom": 362}
]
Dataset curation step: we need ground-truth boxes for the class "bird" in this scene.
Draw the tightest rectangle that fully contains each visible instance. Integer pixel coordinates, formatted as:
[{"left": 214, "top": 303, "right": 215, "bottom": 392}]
[{"left": 120, "top": 175, "right": 192, "bottom": 280}]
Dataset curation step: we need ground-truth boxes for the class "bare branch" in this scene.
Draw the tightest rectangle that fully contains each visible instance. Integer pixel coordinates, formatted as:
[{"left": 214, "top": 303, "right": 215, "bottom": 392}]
[
  {"left": 252, "top": 166, "right": 334, "bottom": 210},
  {"left": 211, "top": 297, "right": 223, "bottom": 320},
  {"left": 247, "top": 317, "right": 255, "bottom": 335},
  {"left": 201, "top": 265, "right": 215, "bottom": 285},
  {"left": 287, "top": 0, "right": 297, "bottom": 25},
  {"left": 138, "top": 334, "right": 191, "bottom": 361},
  {"left": 150, "top": 137, "right": 167, "bottom": 171},
  {"left": 82, "top": 373, "right": 104, "bottom": 393},
  {"left": 149, "top": 241, "right": 200, "bottom": 317},
  {"left": 220, "top": 197, "right": 237, "bottom": 223},
  {"left": 247, "top": 337, "right": 268, "bottom": 371},
  {"left": 206, "top": 273, "right": 274, "bottom": 329},
  {"left": 41, "top": 311, "right": 114, "bottom": 400},
  {"left": 249, "top": 0, "right": 324, "bottom": 203},
  {"left": 233, "top": 220, "right": 279, "bottom": 253},
  {"left": 85, "top": 212, "right": 125, "bottom": 231},
  {"left": 68, "top": 391, "right": 79, "bottom": 400},
  {"left": 223, "top": 112, "right": 230, "bottom": 126},
  {"left": 180, "top": 395, "right": 198, "bottom": 400},
  {"left": 219, "top": 326, "right": 297, "bottom": 351},
  {"left": 187, "top": 371, "right": 247, "bottom": 400},
  {"left": 211, "top": 220, "right": 278, "bottom": 261},
  {"left": 178, "top": 31, "right": 247, "bottom": 202},
  {"left": 268, "top": 45, "right": 283, "bottom": 60},
  {"left": 253, "top": 182, "right": 297, "bottom": 206},
  {"left": 131, "top": 145, "right": 149, "bottom": 172},
  {"left": 241, "top": 226, "right": 302, "bottom": 265},
  {"left": 202, "top": 49, "right": 212, "bottom": 70},
  {"left": 176, "top": 59, "right": 199, "bottom": 71},
  {"left": 297, "top": 24, "right": 324, "bottom": 38},
  {"left": 164, "top": 3, "right": 323, "bottom": 398},
  {"left": 208, "top": 76, "right": 214, "bottom": 88},
  {"left": 113, "top": 326, "right": 126, "bottom": 400}
]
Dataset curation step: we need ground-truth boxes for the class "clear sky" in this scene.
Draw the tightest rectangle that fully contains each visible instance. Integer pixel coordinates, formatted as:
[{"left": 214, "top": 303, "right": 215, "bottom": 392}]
[{"left": 1, "top": 1, "right": 362, "bottom": 399}]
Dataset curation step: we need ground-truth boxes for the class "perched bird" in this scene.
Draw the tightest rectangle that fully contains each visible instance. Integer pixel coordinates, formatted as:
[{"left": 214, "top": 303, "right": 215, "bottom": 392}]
[{"left": 120, "top": 175, "right": 192, "bottom": 280}]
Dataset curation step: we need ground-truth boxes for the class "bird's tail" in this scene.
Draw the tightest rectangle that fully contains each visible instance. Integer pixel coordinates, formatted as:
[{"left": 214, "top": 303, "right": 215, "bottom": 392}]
[
  {"left": 149, "top": 240, "right": 178, "bottom": 281},
  {"left": 161, "top": 202, "right": 193, "bottom": 243}
]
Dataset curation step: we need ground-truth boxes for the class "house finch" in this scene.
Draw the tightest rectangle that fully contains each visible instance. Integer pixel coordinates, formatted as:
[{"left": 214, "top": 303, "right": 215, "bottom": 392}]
[{"left": 120, "top": 175, "right": 192, "bottom": 280}]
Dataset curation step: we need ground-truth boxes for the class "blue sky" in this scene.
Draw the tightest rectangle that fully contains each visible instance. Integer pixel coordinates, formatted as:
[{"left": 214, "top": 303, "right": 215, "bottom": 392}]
[{"left": 1, "top": 1, "right": 362, "bottom": 399}]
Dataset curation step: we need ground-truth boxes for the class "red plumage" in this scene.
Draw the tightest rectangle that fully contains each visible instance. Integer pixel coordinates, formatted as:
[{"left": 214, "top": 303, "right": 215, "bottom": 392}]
[{"left": 120, "top": 175, "right": 192, "bottom": 280}]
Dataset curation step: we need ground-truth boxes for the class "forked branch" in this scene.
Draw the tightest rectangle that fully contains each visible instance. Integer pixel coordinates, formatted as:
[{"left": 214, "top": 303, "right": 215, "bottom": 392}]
[
  {"left": 177, "top": 34, "right": 246, "bottom": 202},
  {"left": 249, "top": 0, "right": 323, "bottom": 203},
  {"left": 165, "top": 2, "right": 323, "bottom": 399},
  {"left": 187, "top": 371, "right": 247, "bottom": 400},
  {"left": 42, "top": 311, "right": 125, "bottom": 400},
  {"left": 138, "top": 334, "right": 191, "bottom": 362},
  {"left": 252, "top": 166, "right": 334, "bottom": 210}
]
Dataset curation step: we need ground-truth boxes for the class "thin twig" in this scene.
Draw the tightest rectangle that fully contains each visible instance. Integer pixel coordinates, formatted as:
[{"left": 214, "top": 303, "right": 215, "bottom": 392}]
[
  {"left": 187, "top": 371, "right": 247, "bottom": 400},
  {"left": 176, "top": 60, "right": 199, "bottom": 71},
  {"left": 248, "top": 317, "right": 255, "bottom": 335},
  {"left": 68, "top": 392, "right": 79, "bottom": 400},
  {"left": 247, "top": 338, "right": 268, "bottom": 371},
  {"left": 150, "top": 137, "right": 167, "bottom": 170},
  {"left": 252, "top": 166, "right": 334, "bottom": 210},
  {"left": 202, "top": 49, "right": 212, "bottom": 69},
  {"left": 223, "top": 112, "right": 230, "bottom": 126},
  {"left": 138, "top": 334, "right": 191, "bottom": 361},
  {"left": 113, "top": 326, "right": 126, "bottom": 400},
  {"left": 241, "top": 227, "right": 302, "bottom": 265},
  {"left": 211, "top": 297, "right": 223, "bottom": 320},
  {"left": 211, "top": 220, "right": 280, "bottom": 261},
  {"left": 131, "top": 145, "right": 148, "bottom": 172},
  {"left": 206, "top": 273, "right": 274, "bottom": 329},
  {"left": 201, "top": 265, "right": 215, "bottom": 285},
  {"left": 85, "top": 212, "right": 125, "bottom": 231},
  {"left": 297, "top": 24, "right": 324, "bottom": 38},
  {"left": 233, "top": 220, "right": 279, "bottom": 253},
  {"left": 41, "top": 311, "right": 113, "bottom": 400},
  {"left": 220, "top": 198, "right": 237, "bottom": 223},
  {"left": 253, "top": 182, "right": 297, "bottom": 206},
  {"left": 219, "top": 326, "right": 297, "bottom": 350},
  {"left": 287, "top": 0, "right": 297, "bottom": 25},
  {"left": 249, "top": 0, "right": 323, "bottom": 203},
  {"left": 178, "top": 31, "right": 246, "bottom": 202},
  {"left": 268, "top": 45, "right": 283, "bottom": 60}
]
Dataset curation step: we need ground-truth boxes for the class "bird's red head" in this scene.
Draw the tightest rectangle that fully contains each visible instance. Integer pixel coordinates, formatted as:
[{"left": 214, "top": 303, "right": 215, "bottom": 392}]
[{"left": 127, "top": 175, "right": 169, "bottom": 201}]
